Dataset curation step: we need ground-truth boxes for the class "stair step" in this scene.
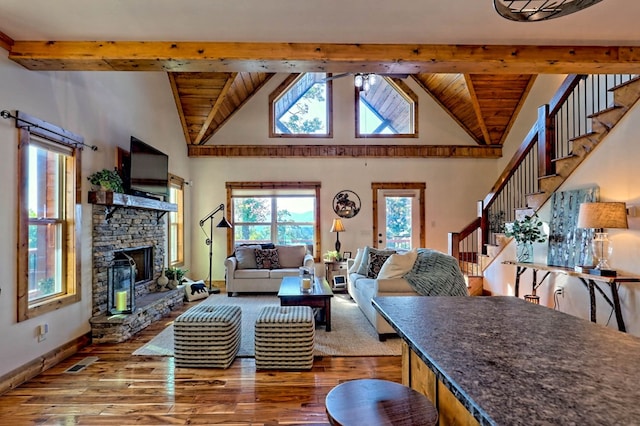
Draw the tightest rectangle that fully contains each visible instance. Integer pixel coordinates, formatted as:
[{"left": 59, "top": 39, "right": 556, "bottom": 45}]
[
  {"left": 553, "top": 154, "right": 583, "bottom": 177},
  {"left": 538, "top": 174, "right": 564, "bottom": 194},
  {"left": 569, "top": 132, "right": 601, "bottom": 156},
  {"left": 525, "top": 192, "right": 548, "bottom": 210},
  {"left": 588, "top": 105, "right": 627, "bottom": 130},
  {"left": 610, "top": 76, "right": 640, "bottom": 109}
]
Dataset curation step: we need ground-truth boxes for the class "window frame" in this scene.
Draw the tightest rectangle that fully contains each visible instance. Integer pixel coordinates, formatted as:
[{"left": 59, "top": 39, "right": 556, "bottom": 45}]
[
  {"left": 16, "top": 111, "right": 82, "bottom": 322},
  {"left": 167, "top": 174, "right": 185, "bottom": 268},
  {"left": 226, "top": 182, "right": 322, "bottom": 259},
  {"left": 355, "top": 77, "right": 419, "bottom": 139},
  {"left": 269, "top": 73, "right": 333, "bottom": 139}
]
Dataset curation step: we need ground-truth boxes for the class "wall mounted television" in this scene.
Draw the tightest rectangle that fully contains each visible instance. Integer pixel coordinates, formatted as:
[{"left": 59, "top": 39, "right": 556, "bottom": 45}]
[{"left": 126, "top": 136, "right": 169, "bottom": 201}]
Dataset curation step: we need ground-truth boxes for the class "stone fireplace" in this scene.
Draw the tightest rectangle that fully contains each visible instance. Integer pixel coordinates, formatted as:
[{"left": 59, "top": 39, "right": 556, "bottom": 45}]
[{"left": 88, "top": 192, "right": 183, "bottom": 343}]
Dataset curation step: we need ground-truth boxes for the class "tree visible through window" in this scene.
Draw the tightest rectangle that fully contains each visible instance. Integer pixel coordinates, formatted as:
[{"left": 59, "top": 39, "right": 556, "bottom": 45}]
[
  {"left": 270, "top": 73, "right": 333, "bottom": 137},
  {"left": 168, "top": 174, "right": 184, "bottom": 267},
  {"left": 227, "top": 182, "right": 321, "bottom": 257}
]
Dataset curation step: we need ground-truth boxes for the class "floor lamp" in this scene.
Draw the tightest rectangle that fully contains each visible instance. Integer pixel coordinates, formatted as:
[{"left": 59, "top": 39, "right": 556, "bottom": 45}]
[{"left": 199, "top": 203, "right": 232, "bottom": 294}]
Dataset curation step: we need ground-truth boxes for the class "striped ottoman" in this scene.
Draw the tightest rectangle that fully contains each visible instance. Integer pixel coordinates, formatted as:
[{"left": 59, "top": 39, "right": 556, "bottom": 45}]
[
  {"left": 174, "top": 304, "right": 241, "bottom": 368},
  {"left": 254, "top": 305, "right": 315, "bottom": 370}
]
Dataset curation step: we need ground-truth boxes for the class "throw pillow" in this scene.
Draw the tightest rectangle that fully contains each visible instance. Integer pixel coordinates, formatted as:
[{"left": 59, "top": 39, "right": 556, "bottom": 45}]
[
  {"left": 367, "top": 252, "right": 393, "bottom": 278},
  {"left": 183, "top": 278, "right": 209, "bottom": 302},
  {"left": 255, "top": 248, "right": 281, "bottom": 269},
  {"left": 356, "top": 246, "right": 397, "bottom": 276},
  {"left": 276, "top": 245, "right": 306, "bottom": 268},
  {"left": 377, "top": 249, "right": 418, "bottom": 279},
  {"left": 235, "top": 244, "right": 261, "bottom": 269},
  {"left": 349, "top": 248, "right": 364, "bottom": 273}
]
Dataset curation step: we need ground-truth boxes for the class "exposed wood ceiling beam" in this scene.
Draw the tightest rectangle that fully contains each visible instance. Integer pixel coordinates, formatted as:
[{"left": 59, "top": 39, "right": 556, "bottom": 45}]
[
  {"left": 188, "top": 144, "right": 502, "bottom": 158},
  {"left": 0, "top": 30, "right": 14, "bottom": 52},
  {"left": 464, "top": 75, "right": 492, "bottom": 145},
  {"left": 8, "top": 41, "right": 640, "bottom": 74},
  {"left": 167, "top": 73, "right": 191, "bottom": 144},
  {"left": 194, "top": 72, "right": 237, "bottom": 145}
]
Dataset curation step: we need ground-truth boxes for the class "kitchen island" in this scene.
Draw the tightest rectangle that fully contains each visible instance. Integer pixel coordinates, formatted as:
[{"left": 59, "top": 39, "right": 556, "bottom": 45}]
[{"left": 372, "top": 296, "right": 640, "bottom": 425}]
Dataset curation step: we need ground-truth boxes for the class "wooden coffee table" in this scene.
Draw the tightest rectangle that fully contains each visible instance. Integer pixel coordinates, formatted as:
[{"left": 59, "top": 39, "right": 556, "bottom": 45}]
[{"left": 278, "top": 276, "right": 334, "bottom": 331}]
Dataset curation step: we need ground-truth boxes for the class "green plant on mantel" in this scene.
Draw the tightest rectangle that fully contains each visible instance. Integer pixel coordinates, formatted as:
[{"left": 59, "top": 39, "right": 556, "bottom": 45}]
[
  {"left": 88, "top": 168, "right": 124, "bottom": 193},
  {"left": 505, "top": 213, "right": 547, "bottom": 244}
]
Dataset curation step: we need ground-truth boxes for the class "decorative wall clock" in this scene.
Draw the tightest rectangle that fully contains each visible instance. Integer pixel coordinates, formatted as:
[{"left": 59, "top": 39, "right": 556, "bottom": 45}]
[{"left": 333, "top": 190, "right": 361, "bottom": 218}]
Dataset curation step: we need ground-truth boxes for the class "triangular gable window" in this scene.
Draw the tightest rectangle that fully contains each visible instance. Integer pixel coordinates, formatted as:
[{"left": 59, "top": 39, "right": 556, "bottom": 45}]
[
  {"left": 269, "top": 73, "right": 333, "bottom": 138},
  {"left": 356, "top": 76, "right": 418, "bottom": 138}
]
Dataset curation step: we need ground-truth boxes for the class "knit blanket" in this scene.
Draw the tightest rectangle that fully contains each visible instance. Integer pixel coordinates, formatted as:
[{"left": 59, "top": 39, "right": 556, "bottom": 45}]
[{"left": 403, "top": 249, "right": 468, "bottom": 297}]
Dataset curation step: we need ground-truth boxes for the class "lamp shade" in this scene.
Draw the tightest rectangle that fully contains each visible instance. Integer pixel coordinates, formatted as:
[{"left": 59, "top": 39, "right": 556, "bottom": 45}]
[
  {"left": 216, "top": 216, "right": 232, "bottom": 228},
  {"left": 577, "top": 202, "right": 628, "bottom": 229},
  {"left": 330, "top": 218, "right": 345, "bottom": 233}
]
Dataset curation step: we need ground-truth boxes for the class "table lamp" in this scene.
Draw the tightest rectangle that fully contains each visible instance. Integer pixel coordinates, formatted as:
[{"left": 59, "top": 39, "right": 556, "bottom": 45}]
[
  {"left": 577, "top": 202, "right": 628, "bottom": 276},
  {"left": 330, "top": 218, "right": 346, "bottom": 254}
]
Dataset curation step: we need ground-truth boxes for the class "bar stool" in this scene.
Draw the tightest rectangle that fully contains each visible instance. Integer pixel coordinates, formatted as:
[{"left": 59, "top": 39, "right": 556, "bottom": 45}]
[{"left": 325, "top": 378, "right": 438, "bottom": 425}]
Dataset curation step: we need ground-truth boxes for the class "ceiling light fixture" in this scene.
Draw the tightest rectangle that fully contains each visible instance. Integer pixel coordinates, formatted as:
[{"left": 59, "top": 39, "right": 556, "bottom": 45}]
[
  {"left": 493, "top": 0, "right": 603, "bottom": 22},
  {"left": 354, "top": 73, "right": 376, "bottom": 91}
]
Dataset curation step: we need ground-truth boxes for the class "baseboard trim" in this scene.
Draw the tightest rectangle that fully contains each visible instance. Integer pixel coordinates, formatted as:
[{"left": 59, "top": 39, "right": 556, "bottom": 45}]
[{"left": 0, "top": 332, "right": 91, "bottom": 395}]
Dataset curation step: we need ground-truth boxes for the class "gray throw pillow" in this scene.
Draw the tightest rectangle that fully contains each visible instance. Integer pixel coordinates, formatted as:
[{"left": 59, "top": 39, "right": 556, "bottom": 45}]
[{"left": 235, "top": 245, "right": 261, "bottom": 269}]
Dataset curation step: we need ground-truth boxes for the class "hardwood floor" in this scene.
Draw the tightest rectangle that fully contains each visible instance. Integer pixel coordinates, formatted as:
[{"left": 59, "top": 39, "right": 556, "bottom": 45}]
[{"left": 0, "top": 301, "right": 402, "bottom": 425}]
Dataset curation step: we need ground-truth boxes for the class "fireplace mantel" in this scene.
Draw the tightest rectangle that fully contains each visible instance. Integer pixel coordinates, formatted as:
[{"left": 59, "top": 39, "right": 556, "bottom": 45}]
[{"left": 88, "top": 190, "right": 177, "bottom": 219}]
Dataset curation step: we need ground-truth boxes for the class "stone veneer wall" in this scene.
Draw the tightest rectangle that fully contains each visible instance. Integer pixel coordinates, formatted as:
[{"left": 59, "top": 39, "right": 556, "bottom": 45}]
[
  {"left": 91, "top": 205, "right": 166, "bottom": 315},
  {"left": 90, "top": 204, "right": 184, "bottom": 343}
]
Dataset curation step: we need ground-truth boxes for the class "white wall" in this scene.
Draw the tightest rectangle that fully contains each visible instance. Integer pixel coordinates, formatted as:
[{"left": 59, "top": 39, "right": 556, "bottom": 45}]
[
  {"left": 0, "top": 53, "right": 189, "bottom": 376},
  {"left": 484, "top": 98, "right": 640, "bottom": 337}
]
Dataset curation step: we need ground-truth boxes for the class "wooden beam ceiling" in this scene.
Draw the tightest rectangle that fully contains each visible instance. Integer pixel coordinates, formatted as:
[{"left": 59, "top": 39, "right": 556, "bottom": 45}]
[{"left": 8, "top": 41, "right": 640, "bottom": 74}]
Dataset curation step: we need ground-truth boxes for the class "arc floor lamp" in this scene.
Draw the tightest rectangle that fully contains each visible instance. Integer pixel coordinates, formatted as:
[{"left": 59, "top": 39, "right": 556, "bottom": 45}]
[{"left": 199, "top": 203, "right": 232, "bottom": 294}]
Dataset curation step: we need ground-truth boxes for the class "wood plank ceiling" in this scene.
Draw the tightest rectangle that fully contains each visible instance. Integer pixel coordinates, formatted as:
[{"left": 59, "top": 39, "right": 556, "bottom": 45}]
[{"left": 170, "top": 71, "right": 534, "bottom": 149}]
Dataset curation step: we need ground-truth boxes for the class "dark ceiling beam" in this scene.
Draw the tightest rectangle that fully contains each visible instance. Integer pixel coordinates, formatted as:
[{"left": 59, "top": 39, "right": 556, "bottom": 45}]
[
  {"left": 8, "top": 41, "right": 640, "bottom": 74},
  {"left": 0, "top": 30, "right": 14, "bottom": 52}
]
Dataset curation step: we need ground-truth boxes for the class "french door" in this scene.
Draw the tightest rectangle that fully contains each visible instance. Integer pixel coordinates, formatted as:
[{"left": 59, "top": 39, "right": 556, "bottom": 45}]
[{"left": 372, "top": 183, "right": 426, "bottom": 250}]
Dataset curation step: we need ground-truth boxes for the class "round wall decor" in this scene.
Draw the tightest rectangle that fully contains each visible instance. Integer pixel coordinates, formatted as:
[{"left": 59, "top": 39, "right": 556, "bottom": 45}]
[{"left": 333, "top": 190, "right": 361, "bottom": 218}]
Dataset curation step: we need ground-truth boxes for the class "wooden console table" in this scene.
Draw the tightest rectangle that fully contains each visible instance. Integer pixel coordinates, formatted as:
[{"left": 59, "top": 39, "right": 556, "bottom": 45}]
[{"left": 504, "top": 260, "right": 640, "bottom": 332}]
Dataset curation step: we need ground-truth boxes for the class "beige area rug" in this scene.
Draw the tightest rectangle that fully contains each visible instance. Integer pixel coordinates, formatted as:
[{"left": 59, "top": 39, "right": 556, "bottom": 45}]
[{"left": 133, "top": 293, "right": 401, "bottom": 357}]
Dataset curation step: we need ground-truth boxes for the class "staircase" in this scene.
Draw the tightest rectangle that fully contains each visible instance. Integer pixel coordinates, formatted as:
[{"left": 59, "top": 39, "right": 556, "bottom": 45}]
[{"left": 450, "top": 75, "right": 640, "bottom": 291}]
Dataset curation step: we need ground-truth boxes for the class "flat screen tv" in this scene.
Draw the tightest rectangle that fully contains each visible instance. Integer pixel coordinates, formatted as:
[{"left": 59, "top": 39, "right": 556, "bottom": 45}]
[{"left": 126, "top": 136, "right": 169, "bottom": 200}]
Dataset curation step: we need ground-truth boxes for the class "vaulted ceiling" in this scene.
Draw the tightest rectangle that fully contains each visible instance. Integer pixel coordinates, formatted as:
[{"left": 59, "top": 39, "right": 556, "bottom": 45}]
[{"left": 1, "top": 0, "right": 639, "bottom": 158}]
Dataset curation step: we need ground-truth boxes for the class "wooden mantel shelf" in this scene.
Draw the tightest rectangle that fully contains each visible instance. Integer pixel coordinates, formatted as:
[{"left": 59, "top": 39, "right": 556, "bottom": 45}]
[{"left": 88, "top": 191, "right": 177, "bottom": 213}]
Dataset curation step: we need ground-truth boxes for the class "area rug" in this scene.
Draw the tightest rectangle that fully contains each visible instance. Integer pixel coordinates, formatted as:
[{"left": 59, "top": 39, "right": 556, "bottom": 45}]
[{"left": 133, "top": 293, "right": 401, "bottom": 357}]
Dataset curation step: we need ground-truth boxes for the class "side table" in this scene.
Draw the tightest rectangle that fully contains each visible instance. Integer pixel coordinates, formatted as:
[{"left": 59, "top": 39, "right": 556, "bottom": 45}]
[{"left": 324, "top": 260, "right": 348, "bottom": 292}]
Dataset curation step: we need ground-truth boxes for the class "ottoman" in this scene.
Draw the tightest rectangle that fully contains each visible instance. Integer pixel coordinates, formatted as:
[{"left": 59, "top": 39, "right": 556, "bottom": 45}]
[
  {"left": 174, "top": 304, "right": 241, "bottom": 368},
  {"left": 254, "top": 305, "right": 315, "bottom": 370}
]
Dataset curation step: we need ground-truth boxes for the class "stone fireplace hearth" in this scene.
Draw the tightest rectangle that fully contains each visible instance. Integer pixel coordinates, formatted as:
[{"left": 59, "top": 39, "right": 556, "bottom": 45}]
[{"left": 88, "top": 192, "right": 183, "bottom": 343}]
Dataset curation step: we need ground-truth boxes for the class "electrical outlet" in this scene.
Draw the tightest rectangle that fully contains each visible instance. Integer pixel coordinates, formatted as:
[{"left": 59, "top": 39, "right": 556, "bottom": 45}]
[{"left": 37, "top": 323, "right": 48, "bottom": 342}]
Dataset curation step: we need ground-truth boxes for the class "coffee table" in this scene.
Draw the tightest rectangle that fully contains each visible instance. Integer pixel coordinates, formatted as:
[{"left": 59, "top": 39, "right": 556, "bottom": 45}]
[{"left": 278, "top": 276, "right": 334, "bottom": 331}]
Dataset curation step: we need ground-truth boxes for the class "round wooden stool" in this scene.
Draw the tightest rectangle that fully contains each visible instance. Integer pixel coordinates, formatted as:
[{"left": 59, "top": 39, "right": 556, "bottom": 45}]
[{"left": 325, "top": 378, "right": 438, "bottom": 426}]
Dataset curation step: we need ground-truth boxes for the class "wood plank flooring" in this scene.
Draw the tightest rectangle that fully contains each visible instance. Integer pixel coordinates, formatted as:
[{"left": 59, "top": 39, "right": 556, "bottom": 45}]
[{"left": 0, "top": 301, "right": 402, "bottom": 425}]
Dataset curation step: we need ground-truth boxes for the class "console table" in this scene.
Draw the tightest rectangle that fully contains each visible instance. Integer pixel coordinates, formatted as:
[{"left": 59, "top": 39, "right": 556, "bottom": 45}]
[{"left": 504, "top": 260, "right": 640, "bottom": 332}]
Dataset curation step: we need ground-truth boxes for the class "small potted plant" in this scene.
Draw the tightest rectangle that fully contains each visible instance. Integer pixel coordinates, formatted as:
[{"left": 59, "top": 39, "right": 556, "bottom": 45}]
[
  {"left": 88, "top": 168, "right": 124, "bottom": 193},
  {"left": 166, "top": 267, "right": 189, "bottom": 288},
  {"left": 505, "top": 213, "right": 547, "bottom": 262},
  {"left": 323, "top": 250, "right": 341, "bottom": 262}
]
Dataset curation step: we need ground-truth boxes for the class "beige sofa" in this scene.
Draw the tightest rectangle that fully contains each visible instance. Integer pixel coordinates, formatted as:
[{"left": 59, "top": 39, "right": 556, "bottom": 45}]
[{"left": 224, "top": 244, "right": 314, "bottom": 296}]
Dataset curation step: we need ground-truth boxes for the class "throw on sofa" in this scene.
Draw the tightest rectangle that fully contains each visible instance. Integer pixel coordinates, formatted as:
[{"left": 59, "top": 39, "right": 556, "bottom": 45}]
[
  {"left": 348, "top": 247, "right": 468, "bottom": 340},
  {"left": 225, "top": 244, "right": 314, "bottom": 296}
]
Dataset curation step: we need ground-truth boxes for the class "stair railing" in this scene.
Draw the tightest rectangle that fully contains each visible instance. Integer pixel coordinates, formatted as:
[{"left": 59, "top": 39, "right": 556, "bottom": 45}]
[{"left": 449, "top": 74, "right": 635, "bottom": 275}]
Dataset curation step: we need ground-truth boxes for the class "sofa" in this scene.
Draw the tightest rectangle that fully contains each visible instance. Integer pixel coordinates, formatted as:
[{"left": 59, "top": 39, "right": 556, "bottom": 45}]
[
  {"left": 347, "top": 247, "right": 468, "bottom": 340},
  {"left": 224, "top": 244, "right": 315, "bottom": 296}
]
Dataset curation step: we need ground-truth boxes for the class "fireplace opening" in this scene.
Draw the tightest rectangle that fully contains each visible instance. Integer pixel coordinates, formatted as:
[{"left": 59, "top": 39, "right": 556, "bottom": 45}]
[{"left": 115, "top": 246, "right": 153, "bottom": 284}]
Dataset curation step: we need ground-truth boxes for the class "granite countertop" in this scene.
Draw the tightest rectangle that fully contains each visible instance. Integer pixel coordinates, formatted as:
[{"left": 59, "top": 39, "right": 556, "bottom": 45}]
[{"left": 372, "top": 296, "right": 640, "bottom": 425}]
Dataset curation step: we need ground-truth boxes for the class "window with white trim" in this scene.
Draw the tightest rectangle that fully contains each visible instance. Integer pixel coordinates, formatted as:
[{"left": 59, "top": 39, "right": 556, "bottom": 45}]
[{"left": 168, "top": 174, "right": 185, "bottom": 267}]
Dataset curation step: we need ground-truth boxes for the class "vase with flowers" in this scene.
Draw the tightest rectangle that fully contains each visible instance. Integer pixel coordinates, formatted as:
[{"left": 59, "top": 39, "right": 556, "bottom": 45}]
[{"left": 505, "top": 213, "right": 547, "bottom": 263}]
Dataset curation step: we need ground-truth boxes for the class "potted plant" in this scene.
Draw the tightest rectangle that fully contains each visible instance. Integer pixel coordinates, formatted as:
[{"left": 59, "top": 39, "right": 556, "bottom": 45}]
[
  {"left": 505, "top": 213, "right": 547, "bottom": 262},
  {"left": 323, "top": 250, "right": 341, "bottom": 262},
  {"left": 88, "top": 168, "right": 124, "bottom": 193},
  {"left": 166, "top": 267, "right": 189, "bottom": 284}
]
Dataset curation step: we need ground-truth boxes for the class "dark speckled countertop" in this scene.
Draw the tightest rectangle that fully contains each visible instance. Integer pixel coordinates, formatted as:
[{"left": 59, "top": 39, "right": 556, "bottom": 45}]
[{"left": 372, "top": 296, "right": 640, "bottom": 426}]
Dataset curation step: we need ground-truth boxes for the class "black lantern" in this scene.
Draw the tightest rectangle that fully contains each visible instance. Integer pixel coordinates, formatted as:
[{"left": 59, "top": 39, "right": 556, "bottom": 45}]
[{"left": 107, "top": 256, "right": 136, "bottom": 314}]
